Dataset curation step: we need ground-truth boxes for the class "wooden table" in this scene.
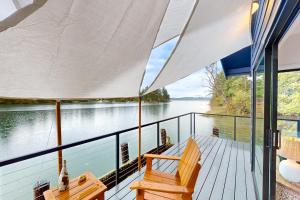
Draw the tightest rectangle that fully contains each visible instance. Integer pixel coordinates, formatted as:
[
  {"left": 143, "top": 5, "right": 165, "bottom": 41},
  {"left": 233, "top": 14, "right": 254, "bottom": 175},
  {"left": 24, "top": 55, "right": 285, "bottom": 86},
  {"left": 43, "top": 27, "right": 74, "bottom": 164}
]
[{"left": 44, "top": 172, "right": 107, "bottom": 200}]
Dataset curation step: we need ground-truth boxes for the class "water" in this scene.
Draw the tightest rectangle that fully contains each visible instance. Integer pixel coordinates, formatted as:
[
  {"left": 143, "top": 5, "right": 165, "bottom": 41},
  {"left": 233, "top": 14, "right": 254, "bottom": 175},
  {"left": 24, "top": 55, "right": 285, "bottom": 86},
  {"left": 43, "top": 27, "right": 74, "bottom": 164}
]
[
  {"left": 0, "top": 100, "right": 211, "bottom": 159},
  {"left": 0, "top": 100, "right": 218, "bottom": 199}
]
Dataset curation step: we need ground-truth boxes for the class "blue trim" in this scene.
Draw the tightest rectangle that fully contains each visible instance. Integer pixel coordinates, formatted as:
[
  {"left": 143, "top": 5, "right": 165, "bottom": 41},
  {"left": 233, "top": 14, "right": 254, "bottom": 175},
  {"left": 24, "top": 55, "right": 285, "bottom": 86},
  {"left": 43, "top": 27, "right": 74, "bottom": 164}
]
[{"left": 221, "top": 46, "right": 251, "bottom": 77}]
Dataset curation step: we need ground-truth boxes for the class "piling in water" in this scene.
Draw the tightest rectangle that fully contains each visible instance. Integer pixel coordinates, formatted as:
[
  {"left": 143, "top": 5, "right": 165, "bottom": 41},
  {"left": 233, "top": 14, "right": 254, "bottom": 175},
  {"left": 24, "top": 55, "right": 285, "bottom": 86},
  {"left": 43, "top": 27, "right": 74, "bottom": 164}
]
[
  {"left": 161, "top": 129, "right": 167, "bottom": 145},
  {"left": 121, "top": 143, "right": 129, "bottom": 164},
  {"left": 213, "top": 128, "right": 219, "bottom": 137},
  {"left": 33, "top": 180, "right": 50, "bottom": 200}
]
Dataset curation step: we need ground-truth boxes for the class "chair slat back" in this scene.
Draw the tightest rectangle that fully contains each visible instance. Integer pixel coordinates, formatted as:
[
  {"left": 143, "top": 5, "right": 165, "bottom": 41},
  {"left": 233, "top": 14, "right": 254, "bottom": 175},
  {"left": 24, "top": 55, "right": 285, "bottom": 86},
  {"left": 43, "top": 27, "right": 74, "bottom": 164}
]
[{"left": 177, "top": 138, "right": 201, "bottom": 186}]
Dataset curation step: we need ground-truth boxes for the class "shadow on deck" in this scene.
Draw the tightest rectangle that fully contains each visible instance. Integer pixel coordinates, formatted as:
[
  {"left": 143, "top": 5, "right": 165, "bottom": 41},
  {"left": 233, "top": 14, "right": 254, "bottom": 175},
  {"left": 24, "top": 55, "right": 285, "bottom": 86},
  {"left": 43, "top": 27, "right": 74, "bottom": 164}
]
[{"left": 105, "top": 135, "right": 257, "bottom": 200}]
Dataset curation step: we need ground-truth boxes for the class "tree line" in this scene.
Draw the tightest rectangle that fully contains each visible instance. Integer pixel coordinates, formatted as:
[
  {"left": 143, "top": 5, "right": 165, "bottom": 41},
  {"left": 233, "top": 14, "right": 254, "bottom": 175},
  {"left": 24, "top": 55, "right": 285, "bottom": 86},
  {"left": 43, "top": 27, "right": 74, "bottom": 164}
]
[
  {"left": 0, "top": 88, "right": 170, "bottom": 104},
  {"left": 102, "top": 87, "right": 170, "bottom": 103},
  {"left": 205, "top": 63, "right": 300, "bottom": 117}
]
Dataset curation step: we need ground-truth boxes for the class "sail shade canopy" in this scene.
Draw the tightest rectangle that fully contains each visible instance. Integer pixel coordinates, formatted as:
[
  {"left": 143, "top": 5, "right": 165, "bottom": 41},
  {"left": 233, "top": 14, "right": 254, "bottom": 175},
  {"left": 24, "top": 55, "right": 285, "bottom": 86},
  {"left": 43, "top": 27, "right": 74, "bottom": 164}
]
[
  {"left": 0, "top": 0, "right": 169, "bottom": 99},
  {"left": 147, "top": 0, "right": 252, "bottom": 93},
  {"left": 153, "top": 0, "right": 196, "bottom": 47}
]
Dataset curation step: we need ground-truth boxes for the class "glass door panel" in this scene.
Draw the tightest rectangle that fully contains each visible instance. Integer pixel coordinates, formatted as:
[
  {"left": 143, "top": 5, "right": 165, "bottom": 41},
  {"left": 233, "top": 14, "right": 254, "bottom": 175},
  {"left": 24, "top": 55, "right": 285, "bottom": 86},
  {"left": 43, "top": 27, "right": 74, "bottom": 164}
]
[{"left": 254, "top": 59, "right": 265, "bottom": 199}]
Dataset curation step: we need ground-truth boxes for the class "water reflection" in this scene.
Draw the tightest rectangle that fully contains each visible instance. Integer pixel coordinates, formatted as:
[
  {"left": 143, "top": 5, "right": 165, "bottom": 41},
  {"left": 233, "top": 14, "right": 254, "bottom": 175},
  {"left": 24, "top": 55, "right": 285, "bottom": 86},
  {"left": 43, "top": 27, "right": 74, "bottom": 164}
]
[
  {"left": 0, "top": 100, "right": 255, "bottom": 200},
  {"left": 0, "top": 100, "right": 209, "bottom": 160}
]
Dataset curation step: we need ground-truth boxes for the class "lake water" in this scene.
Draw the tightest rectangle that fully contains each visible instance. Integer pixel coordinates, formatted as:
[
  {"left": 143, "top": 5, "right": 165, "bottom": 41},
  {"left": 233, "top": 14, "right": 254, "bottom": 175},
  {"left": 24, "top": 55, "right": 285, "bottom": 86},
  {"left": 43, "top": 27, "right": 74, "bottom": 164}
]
[
  {"left": 1, "top": 100, "right": 224, "bottom": 199},
  {"left": 0, "top": 100, "right": 212, "bottom": 160}
]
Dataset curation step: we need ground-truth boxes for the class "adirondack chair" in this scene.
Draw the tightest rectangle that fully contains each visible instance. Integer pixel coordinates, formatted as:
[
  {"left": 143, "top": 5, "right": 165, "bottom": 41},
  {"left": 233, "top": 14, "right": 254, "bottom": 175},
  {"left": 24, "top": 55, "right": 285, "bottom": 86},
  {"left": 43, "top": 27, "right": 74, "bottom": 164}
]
[{"left": 130, "top": 138, "right": 201, "bottom": 200}]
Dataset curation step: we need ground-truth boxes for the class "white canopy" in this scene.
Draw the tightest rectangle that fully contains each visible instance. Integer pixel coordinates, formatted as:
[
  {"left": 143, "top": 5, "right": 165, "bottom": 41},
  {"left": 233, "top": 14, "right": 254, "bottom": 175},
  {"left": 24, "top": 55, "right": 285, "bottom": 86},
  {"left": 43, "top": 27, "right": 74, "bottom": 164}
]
[
  {"left": 0, "top": 0, "right": 169, "bottom": 99},
  {"left": 147, "top": 0, "right": 252, "bottom": 93},
  {"left": 153, "top": 0, "right": 196, "bottom": 47},
  {"left": 279, "top": 12, "right": 300, "bottom": 71},
  {"left": 0, "top": 0, "right": 254, "bottom": 99}
]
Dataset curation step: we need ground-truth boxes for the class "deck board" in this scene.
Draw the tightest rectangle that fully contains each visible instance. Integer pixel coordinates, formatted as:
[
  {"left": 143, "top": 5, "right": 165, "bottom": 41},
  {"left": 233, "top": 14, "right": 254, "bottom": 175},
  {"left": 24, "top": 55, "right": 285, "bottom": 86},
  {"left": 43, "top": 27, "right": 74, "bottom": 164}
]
[
  {"left": 244, "top": 143, "right": 257, "bottom": 200},
  {"left": 209, "top": 140, "right": 233, "bottom": 200},
  {"left": 196, "top": 139, "right": 228, "bottom": 200},
  {"left": 106, "top": 135, "right": 256, "bottom": 200},
  {"left": 193, "top": 138, "right": 223, "bottom": 199},
  {"left": 235, "top": 142, "right": 247, "bottom": 200},
  {"left": 222, "top": 141, "right": 238, "bottom": 200}
]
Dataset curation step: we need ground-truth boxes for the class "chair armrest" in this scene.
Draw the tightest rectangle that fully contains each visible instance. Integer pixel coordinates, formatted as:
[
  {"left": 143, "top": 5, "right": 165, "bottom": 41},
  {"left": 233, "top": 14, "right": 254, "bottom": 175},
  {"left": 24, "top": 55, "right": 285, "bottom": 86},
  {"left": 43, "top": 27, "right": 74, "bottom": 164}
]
[
  {"left": 144, "top": 154, "right": 181, "bottom": 160},
  {"left": 130, "top": 181, "right": 192, "bottom": 194}
]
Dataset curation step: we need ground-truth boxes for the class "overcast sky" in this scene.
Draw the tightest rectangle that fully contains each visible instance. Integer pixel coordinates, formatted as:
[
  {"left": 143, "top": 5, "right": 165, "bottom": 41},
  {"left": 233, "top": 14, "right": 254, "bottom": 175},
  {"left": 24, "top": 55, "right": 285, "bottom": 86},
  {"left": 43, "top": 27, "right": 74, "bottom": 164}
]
[{"left": 141, "top": 38, "right": 212, "bottom": 98}]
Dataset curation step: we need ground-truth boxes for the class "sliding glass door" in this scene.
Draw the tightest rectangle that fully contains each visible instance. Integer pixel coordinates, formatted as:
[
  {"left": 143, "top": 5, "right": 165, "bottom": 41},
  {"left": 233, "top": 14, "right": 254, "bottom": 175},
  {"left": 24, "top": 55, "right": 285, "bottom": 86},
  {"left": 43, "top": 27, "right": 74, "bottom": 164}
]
[
  {"left": 252, "top": 46, "right": 279, "bottom": 200},
  {"left": 253, "top": 56, "right": 269, "bottom": 200},
  {"left": 251, "top": 1, "right": 299, "bottom": 199}
]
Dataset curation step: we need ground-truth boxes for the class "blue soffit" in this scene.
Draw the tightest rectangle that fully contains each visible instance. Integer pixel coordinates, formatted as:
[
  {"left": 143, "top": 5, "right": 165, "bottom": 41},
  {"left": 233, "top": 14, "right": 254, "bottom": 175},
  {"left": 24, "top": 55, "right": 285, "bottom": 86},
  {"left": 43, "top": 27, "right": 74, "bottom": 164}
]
[{"left": 221, "top": 46, "right": 251, "bottom": 77}]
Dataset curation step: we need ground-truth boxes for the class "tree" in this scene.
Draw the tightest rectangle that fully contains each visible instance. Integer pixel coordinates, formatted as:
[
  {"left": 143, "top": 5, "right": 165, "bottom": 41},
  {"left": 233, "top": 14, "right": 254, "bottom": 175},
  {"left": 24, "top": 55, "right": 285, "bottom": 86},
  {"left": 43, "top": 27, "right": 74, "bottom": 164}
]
[
  {"left": 204, "top": 63, "right": 251, "bottom": 115},
  {"left": 162, "top": 87, "right": 170, "bottom": 101},
  {"left": 278, "top": 72, "right": 300, "bottom": 116}
]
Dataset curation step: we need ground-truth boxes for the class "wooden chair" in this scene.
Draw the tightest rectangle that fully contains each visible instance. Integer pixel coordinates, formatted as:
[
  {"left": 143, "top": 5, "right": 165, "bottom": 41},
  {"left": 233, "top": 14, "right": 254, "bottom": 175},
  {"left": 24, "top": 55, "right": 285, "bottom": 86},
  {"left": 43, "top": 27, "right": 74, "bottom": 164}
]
[{"left": 130, "top": 138, "right": 201, "bottom": 200}]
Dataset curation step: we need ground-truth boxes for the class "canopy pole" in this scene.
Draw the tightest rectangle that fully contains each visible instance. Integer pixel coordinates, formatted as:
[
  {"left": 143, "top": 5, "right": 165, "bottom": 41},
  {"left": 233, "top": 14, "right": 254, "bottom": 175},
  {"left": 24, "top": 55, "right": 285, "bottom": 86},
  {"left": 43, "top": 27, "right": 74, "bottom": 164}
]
[
  {"left": 56, "top": 100, "right": 62, "bottom": 175},
  {"left": 138, "top": 96, "right": 142, "bottom": 171}
]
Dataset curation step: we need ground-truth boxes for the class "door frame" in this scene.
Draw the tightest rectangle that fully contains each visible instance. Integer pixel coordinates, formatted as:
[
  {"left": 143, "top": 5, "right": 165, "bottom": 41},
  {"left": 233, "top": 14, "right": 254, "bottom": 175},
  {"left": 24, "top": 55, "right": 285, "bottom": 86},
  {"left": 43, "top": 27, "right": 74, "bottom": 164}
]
[
  {"left": 250, "top": 1, "right": 300, "bottom": 199},
  {"left": 251, "top": 51, "right": 272, "bottom": 200}
]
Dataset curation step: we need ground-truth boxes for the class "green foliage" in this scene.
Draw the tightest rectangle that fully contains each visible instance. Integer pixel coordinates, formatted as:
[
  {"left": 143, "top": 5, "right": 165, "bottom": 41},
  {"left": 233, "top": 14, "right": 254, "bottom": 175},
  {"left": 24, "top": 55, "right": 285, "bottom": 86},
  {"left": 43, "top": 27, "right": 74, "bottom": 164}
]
[
  {"left": 141, "top": 87, "right": 170, "bottom": 103},
  {"left": 0, "top": 88, "right": 170, "bottom": 104},
  {"left": 278, "top": 72, "right": 300, "bottom": 116},
  {"left": 209, "top": 69, "right": 300, "bottom": 117},
  {"left": 209, "top": 71, "right": 251, "bottom": 115}
]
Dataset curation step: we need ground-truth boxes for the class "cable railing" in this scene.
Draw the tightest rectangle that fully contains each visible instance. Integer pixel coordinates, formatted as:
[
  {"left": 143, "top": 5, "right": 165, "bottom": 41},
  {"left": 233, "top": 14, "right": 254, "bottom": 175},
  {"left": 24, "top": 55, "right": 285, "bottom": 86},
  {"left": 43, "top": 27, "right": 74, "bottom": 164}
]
[
  {"left": 1, "top": 111, "right": 299, "bottom": 169},
  {"left": 0, "top": 112, "right": 299, "bottom": 199}
]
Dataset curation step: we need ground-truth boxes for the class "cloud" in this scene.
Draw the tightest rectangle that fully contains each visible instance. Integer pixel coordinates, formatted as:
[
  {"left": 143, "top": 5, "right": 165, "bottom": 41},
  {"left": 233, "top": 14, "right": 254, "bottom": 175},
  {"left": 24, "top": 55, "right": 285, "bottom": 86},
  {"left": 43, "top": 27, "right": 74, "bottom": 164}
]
[
  {"left": 141, "top": 37, "right": 178, "bottom": 88},
  {"left": 166, "top": 69, "right": 211, "bottom": 98}
]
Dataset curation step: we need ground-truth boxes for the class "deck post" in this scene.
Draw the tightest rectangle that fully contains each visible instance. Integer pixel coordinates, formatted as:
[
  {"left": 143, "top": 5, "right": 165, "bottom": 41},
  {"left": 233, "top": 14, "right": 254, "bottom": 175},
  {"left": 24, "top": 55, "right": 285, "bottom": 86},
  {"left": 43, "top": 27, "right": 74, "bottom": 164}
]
[
  {"left": 156, "top": 122, "right": 160, "bottom": 153},
  {"left": 56, "top": 100, "right": 62, "bottom": 175},
  {"left": 138, "top": 96, "right": 142, "bottom": 171},
  {"left": 190, "top": 113, "right": 193, "bottom": 137},
  {"left": 297, "top": 120, "right": 300, "bottom": 138},
  {"left": 177, "top": 117, "right": 180, "bottom": 143},
  {"left": 193, "top": 113, "right": 196, "bottom": 137},
  {"left": 116, "top": 133, "right": 120, "bottom": 184},
  {"left": 234, "top": 116, "right": 237, "bottom": 141}
]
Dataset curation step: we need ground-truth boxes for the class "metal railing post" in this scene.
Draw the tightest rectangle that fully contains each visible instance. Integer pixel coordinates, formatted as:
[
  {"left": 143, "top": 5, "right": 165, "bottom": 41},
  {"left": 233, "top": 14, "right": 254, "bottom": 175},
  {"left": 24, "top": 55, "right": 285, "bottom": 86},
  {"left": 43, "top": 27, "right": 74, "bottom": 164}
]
[
  {"left": 193, "top": 113, "right": 196, "bottom": 137},
  {"left": 190, "top": 113, "right": 192, "bottom": 136},
  {"left": 297, "top": 120, "right": 300, "bottom": 138},
  {"left": 115, "top": 133, "right": 120, "bottom": 184},
  {"left": 177, "top": 117, "right": 180, "bottom": 143},
  {"left": 234, "top": 116, "right": 237, "bottom": 141},
  {"left": 157, "top": 122, "right": 160, "bottom": 153},
  {"left": 4, "top": 112, "right": 285, "bottom": 168}
]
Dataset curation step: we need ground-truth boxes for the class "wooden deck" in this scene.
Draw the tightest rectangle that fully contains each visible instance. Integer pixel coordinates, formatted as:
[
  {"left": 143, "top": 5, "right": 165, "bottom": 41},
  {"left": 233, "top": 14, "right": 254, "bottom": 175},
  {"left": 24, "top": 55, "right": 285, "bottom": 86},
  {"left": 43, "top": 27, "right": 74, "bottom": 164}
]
[{"left": 105, "top": 135, "right": 257, "bottom": 200}]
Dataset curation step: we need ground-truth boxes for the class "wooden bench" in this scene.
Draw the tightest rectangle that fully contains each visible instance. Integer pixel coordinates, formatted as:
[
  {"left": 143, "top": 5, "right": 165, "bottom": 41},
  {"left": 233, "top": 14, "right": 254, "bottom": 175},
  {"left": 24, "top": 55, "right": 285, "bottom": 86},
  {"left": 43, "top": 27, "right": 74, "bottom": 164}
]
[{"left": 130, "top": 138, "right": 201, "bottom": 200}]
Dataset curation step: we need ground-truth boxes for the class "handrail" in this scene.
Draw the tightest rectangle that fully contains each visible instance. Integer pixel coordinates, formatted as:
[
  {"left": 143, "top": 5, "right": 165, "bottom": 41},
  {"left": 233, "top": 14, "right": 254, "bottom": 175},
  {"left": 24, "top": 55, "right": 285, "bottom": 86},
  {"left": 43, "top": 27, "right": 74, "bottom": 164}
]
[
  {"left": 1, "top": 111, "right": 300, "bottom": 167},
  {"left": 0, "top": 112, "right": 192, "bottom": 167},
  {"left": 195, "top": 112, "right": 300, "bottom": 121},
  {"left": 0, "top": 112, "right": 300, "bottom": 167},
  {"left": 0, "top": 109, "right": 300, "bottom": 191},
  {"left": 194, "top": 112, "right": 250, "bottom": 118}
]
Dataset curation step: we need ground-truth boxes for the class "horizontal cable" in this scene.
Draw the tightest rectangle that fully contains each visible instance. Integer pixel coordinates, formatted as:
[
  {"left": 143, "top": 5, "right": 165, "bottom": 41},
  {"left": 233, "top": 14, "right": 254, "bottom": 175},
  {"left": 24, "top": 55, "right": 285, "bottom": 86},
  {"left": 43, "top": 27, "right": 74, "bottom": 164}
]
[{"left": 0, "top": 112, "right": 192, "bottom": 167}]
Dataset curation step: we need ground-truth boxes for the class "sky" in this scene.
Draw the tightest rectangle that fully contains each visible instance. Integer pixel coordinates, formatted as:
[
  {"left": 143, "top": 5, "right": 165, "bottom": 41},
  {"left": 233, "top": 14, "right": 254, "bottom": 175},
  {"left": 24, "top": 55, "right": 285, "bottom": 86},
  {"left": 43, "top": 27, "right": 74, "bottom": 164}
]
[
  {"left": 0, "top": 0, "right": 17, "bottom": 20},
  {"left": 141, "top": 38, "right": 212, "bottom": 98}
]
